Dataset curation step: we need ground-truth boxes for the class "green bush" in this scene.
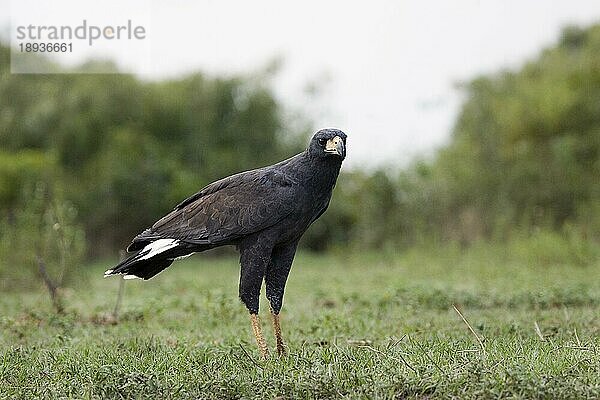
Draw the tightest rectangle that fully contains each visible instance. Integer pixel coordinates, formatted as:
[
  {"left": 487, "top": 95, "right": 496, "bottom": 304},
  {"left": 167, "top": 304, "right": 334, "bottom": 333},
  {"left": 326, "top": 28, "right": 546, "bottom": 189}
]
[{"left": 0, "top": 183, "right": 86, "bottom": 305}]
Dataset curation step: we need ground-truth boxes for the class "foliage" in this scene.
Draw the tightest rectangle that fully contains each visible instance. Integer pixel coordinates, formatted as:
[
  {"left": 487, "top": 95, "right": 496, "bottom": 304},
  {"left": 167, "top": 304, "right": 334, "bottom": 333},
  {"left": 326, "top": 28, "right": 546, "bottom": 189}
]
[
  {"left": 1, "top": 250, "right": 599, "bottom": 398},
  {"left": 0, "top": 44, "right": 306, "bottom": 254},
  {"left": 0, "top": 150, "right": 58, "bottom": 210},
  {"left": 308, "top": 24, "right": 600, "bottom": 252},
  {"left": 428, "top": 24, "right": 600, "bottom": 241}
]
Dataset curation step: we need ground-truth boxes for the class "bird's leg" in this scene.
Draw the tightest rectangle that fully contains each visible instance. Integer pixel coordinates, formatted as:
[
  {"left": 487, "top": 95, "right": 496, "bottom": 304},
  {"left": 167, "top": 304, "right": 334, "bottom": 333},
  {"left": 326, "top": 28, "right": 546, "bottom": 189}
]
[
  {"left": 270, "top": 309, "right": 286, "bottom": 356},
  {"left": 250, "top": 313, "right": 269, "bottom": 359},
  {"left": 239, "top": 241, "right": 271, "bottom": 359},
  {"left": 265, "top": 242, "right": 298, "bottom": 357}
]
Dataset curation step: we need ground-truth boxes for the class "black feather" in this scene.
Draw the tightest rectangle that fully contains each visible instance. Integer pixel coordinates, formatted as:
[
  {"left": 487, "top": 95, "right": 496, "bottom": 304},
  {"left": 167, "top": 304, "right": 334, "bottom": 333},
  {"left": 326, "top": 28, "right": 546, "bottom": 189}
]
[
  {"left": 109, "top": 251, "right": 174, "bottom": 280},
  {"left": 105, "top": 128, "right": 347, "bottom": 313}
]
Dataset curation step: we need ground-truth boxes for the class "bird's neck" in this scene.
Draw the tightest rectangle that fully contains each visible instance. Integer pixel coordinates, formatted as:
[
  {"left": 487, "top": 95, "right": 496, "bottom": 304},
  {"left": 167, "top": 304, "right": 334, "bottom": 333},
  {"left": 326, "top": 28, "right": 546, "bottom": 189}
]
[{"left": 302, "top": 151, "right": 343, "bottom": 192}]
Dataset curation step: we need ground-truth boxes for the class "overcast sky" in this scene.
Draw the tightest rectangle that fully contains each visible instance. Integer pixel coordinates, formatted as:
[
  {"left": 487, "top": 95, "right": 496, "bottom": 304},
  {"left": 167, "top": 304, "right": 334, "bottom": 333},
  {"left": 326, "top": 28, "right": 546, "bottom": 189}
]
[{"left": 3, "top": 1, "right": 600, "bottom": 167}]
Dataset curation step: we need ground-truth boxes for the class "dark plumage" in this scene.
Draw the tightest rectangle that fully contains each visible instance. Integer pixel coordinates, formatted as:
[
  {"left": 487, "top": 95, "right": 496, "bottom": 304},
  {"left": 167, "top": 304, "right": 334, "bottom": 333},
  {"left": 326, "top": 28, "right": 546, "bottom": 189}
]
[{"left": 104, "top": 128, "right": 347, "bottom": 357}]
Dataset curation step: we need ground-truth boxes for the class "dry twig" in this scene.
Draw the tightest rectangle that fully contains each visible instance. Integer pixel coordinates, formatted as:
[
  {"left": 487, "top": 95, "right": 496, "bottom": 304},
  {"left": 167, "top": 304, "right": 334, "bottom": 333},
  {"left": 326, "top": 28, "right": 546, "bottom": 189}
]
[
  {"left": 453, "top": 304, "right": 485, "bottom": 352},
  {"left": 534, "top": 321, "right": 545, "bottom": 342},
  {"left": 37, "top": 256, "right": 64, "bottom": 314}
]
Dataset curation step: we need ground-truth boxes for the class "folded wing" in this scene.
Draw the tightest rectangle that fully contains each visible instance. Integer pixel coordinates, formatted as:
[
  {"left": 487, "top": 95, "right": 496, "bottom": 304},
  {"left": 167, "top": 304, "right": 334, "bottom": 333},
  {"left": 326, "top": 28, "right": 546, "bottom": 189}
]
[{"left": 128, "top": 168, "right": 298, "bottom": 251}]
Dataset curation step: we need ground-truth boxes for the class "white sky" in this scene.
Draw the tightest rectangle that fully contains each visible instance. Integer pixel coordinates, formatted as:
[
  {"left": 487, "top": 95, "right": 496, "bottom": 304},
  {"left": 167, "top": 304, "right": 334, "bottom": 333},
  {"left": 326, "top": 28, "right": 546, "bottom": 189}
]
[{"left": 2, "top": 1, "right": 600, "bottom": 168}]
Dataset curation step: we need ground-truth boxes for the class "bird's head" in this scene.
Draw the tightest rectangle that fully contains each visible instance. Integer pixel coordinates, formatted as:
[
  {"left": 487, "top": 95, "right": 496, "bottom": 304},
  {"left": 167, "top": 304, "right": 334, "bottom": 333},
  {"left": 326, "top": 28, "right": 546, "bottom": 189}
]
[{"left": 308, "top": 128, "right": 347, "bottom": 160}]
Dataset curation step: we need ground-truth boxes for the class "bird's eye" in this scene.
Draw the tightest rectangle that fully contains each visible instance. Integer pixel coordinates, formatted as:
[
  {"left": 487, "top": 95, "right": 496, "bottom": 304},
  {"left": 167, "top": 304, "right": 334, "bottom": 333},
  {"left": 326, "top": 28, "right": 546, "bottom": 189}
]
[{"left": 318, "top": 138, "right": 327, "bottom": 147}]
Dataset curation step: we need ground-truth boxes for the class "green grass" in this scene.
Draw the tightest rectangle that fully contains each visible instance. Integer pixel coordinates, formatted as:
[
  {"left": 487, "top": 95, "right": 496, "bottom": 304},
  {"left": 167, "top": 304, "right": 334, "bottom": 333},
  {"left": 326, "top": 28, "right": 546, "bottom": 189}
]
[{"left": 1, "top": 248, "right": 599, "bottom": 399}]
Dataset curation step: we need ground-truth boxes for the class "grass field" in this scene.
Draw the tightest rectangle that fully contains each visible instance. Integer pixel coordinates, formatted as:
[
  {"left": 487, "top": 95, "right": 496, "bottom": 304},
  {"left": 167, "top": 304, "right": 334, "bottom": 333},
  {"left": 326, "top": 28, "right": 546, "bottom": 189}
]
[{"left": 1, "top": 247, "right": 599, "bottom": 399}]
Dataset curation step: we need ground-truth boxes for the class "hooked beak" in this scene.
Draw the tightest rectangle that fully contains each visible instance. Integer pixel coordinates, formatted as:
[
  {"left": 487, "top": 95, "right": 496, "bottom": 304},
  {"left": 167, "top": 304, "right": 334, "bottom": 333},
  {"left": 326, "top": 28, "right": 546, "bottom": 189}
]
[{"left": 324, "top": 136, "right": 346, "bottom": 158}]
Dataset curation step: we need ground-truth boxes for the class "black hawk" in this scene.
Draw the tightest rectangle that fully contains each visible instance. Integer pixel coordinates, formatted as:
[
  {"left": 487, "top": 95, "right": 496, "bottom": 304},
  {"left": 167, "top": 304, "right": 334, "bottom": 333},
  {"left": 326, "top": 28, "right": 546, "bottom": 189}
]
[{"left": 104, "top": 128, "right": 347, "bottom": 357}]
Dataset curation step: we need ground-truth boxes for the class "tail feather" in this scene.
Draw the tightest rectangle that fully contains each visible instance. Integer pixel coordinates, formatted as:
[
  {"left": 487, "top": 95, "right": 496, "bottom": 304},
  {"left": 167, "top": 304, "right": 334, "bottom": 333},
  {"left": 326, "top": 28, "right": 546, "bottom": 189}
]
[{"left": 104, "top": 238, "right": 190, "bottom": 280}]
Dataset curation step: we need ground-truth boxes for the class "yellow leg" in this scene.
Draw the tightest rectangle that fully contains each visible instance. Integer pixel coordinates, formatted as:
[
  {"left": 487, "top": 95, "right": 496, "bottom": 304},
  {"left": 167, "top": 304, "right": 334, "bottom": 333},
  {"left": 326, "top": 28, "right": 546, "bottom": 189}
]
[
  {"left": 271, "top": 311, "right": 286, "bottom": 356},
  {"left": 250, "top": 313, "right": 269, "bottom": 359}
]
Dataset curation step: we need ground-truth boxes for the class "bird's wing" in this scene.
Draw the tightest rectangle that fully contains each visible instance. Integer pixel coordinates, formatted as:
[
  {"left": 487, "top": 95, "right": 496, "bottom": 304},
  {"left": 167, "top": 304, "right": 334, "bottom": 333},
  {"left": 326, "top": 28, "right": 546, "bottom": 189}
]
[{"left": 128, "top": 169, "right": 299, "bottom": 250}]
